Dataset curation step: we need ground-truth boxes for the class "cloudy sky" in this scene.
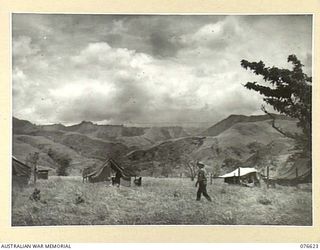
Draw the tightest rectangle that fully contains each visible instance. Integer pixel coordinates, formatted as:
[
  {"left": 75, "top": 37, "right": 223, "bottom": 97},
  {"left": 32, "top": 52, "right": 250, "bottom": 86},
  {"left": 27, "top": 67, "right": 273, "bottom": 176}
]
[{"left": 12, "top": 14, "right": 312, "bottom": 127}]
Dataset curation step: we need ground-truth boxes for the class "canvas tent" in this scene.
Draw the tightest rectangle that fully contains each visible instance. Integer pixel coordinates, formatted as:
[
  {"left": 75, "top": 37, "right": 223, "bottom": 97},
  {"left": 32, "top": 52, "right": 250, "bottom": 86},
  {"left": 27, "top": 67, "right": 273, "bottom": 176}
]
[
  {"left": 219, "top": 167, "right": 259, "bottom": 185},
  {"left": 12, "top": 156, "right": 31, "bottom": 187},
  {"left": 267, "top": 158, "right": 311, "bottom": 185},
  {"left": 84, "top": 158, "right": 131, "bottom": 186}
]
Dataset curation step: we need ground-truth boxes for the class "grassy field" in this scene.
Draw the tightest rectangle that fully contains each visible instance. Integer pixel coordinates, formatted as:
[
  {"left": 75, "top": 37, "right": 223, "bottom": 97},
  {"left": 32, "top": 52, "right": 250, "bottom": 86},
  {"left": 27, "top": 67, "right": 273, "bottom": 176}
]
[{"left": 12, "top": 177, "right": 312, "bottom": 226}]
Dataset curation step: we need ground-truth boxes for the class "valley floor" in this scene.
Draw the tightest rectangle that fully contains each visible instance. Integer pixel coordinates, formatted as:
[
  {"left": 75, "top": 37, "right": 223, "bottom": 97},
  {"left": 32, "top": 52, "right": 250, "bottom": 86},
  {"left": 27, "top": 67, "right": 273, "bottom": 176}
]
[{"left": 12, "top": 177, "right": 312, "bottom": 226}]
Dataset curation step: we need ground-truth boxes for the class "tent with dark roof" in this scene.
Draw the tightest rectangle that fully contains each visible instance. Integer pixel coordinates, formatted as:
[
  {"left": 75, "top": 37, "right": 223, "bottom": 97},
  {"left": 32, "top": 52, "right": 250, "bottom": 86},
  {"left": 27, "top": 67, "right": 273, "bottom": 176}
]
[
  {"left": 12, "top": 156, "right": 31, "bottom": 187},
  {"left": 268, "top": 158, "right": 311, "bottom": 185},
  {"left": 83, "top": 158, "right": 132, "bottom": 186}
]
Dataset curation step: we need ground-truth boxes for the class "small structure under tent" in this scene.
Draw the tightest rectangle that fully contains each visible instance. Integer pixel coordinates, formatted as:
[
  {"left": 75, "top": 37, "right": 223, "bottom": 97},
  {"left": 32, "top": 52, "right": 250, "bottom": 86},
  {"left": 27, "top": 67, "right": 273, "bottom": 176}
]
[
  {"left": 36, "top": 166, "right": 51, "bottom": 180},
  {"left": 218, "top": 167, "right": 260, "bottom": 186},
  {"left": 12, "top": 156, "right": 31, "bottom": 187}
]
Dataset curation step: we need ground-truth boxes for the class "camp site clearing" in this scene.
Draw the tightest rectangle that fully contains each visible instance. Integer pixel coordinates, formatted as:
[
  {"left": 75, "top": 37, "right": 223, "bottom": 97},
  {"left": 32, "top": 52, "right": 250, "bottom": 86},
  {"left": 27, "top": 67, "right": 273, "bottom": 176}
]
[{"left": 12, "top": 176, "right": 312, "bottom": 226}]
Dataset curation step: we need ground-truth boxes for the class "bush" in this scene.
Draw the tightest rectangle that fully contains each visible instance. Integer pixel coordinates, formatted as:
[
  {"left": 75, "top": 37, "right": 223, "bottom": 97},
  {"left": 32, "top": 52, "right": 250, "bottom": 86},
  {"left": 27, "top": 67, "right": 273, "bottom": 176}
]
[{"left": 257, "top": 195, "right": 272, "bottom": 205}]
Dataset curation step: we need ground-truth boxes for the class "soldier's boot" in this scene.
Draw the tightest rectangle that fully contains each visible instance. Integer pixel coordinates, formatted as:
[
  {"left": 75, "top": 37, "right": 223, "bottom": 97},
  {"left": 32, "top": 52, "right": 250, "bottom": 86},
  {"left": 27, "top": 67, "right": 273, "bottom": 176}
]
[{"left": 204, "top": 193, "right": 212, "bottom": 202}]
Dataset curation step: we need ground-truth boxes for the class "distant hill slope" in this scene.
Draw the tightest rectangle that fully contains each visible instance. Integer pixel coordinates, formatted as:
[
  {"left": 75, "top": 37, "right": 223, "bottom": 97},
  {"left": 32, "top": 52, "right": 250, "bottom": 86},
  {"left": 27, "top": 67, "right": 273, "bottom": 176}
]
[
  {"left": 12, "top": 115, "right": 302, "bottom": 178},
  {"left": 13, "top": 134, "right": 102, "bottom": 175},
  {"left": 202, "top": 114, "right": 295, "bottom": 136},
  {"left": 125, "top": 118, "right": 300, "bottom": 177},
  {"left": 12, "top": 117, "right": 191, "bottom": 174},
  {"left": 13, "top": 117, "right": 190, "bottom": 148},
  {"left": 13, "top": 117, "right": 38, "bottom": 134},
  {"left": 142, "top": 126, "right": 189, "bottom": 142}
]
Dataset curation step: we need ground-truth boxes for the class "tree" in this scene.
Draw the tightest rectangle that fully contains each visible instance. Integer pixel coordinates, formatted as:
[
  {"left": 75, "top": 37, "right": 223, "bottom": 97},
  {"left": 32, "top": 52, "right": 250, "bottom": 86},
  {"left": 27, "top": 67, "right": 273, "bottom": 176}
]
[
  {"left": 47, "top": 148, "right": 72, "bottom": 176},
  {"left": 185, "top": 161, "right": 198, "bottom": 181},
  {"left": 161, "top": 163, "right": 172, "bottom": 178},
  {"left": 240, "top": 55, "right": 311, "bottom": 157},
  {"left": 26, "top": 152, "right": 39, "bottom": 184},
  {"left": 179, "top": 154, "right": 197, "bottom": 181},
  {"left": 222, "top": 157, "right": 242, "bottom": 172}
]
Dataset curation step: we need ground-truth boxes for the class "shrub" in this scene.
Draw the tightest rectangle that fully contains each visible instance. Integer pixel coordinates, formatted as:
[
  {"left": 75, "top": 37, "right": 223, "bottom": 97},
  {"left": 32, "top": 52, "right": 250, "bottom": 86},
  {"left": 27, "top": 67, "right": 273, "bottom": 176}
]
[{"left": 257, "top": 195, "right": 272, "bottom": 205}]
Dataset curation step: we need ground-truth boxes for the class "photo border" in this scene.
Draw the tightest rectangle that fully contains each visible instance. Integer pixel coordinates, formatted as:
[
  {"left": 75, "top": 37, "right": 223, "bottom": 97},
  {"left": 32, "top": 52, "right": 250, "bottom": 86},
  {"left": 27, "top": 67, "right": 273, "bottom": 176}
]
[{"left": 1, "top": 0, "right": 319, "bottom": 243}]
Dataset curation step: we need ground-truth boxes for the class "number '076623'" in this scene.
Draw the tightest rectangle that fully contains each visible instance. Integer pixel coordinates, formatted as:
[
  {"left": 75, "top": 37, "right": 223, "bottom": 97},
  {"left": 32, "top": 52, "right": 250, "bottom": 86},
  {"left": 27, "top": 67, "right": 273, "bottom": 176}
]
[{"left": 300, "top": 244, "right": 319, "bottom": 248}]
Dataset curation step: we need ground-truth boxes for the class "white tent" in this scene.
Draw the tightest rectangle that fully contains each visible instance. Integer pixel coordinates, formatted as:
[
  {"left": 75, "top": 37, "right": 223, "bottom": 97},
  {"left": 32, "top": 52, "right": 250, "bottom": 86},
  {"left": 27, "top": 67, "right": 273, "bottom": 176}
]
[{"left": 219, "top": 167, "right": 258, "bottom": 178}]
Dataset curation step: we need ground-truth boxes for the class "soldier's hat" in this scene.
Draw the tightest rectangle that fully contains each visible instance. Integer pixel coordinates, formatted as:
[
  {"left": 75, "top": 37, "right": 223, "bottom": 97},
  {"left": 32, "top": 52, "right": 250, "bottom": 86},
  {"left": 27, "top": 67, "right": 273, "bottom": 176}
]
[{"left": 197, "top": 161, "right": 205, "bottom": 167}]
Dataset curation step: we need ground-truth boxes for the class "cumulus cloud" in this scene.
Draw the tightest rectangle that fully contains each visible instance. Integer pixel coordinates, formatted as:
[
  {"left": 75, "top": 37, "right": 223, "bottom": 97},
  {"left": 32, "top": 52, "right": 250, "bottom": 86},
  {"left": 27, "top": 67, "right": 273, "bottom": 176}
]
[
  {"left": 13, "top": 36, "right": 40, "bottom": 58},
  {"left": 12, "top": 14, "right": 312, "bottom": 126}
]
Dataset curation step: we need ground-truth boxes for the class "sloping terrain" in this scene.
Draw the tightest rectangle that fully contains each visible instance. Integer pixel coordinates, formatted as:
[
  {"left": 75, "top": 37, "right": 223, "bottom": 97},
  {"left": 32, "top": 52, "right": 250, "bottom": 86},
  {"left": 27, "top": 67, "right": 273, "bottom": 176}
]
[
  {"left": 12, "top": 115, "right": 303, "bottom": 178},
  {"left": 125, "top": 118, "right": 300, "bottom": 176},
  {"left": 142, "top": 126, "right": 188, "bottom": 142},
  {"left": 202, "top": 114, "right": 296, "bottom": 136},
  {"left": 59, "top": 133, "right": 129, "bottom": 160},
  {"left": 13, "top": 117, "right": 38, "bottom": 134},
  {"left": 12, "top": 117, "right": 191, "bottom": 174},
  {"left": 13, "top": 135, "right": 101, "bottom": 175},
  {"left": 13, "top": 117, "right": 190, "bottom": 149}
]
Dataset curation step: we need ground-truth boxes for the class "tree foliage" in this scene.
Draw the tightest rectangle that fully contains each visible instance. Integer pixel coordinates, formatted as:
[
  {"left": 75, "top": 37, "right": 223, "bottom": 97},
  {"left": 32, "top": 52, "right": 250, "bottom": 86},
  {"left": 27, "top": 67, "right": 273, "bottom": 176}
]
[
  {"left": 26, "top": 152, "right": 39, "bottom": 167},
  {"left": 222, "top": 157, "right": 242, "bottom": 170},
  {"left": 26, "top": 152, "right": 39, "bottom": 184},
  {"left": 184, "top": 160, "right": 197, "bottom": 181},
  {"left": 47, "top": 148, "right": 72, "bottom": 176},
  {"left": 179, "top": 153, "right": 197, "bottom": 181},
  {"left": 241, "top": 55, "right": 311, "bottom": 156}
]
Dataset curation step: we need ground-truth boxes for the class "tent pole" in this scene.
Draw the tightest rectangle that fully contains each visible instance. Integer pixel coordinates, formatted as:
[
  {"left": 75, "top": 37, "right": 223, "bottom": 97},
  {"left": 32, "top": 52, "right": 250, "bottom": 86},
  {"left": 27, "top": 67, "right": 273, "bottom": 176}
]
[
  {"left": 267, "top": 165, "right": 269, "bottom": 189},
  {"left": 296, "top": 166, "right": 299, "bottom": 186}
]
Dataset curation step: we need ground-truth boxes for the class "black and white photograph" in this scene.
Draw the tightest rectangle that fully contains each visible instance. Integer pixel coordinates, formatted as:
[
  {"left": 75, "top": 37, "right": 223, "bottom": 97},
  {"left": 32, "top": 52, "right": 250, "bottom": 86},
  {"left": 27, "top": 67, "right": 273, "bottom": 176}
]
[{"left": 11, "top": 14, "right": 312, "bottom": 226}]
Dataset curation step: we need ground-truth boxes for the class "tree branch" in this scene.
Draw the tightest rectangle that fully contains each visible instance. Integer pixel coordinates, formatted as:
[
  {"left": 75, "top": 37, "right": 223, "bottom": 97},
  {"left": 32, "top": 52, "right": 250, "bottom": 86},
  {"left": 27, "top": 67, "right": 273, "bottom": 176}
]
[{"left": 261, "top": 105, "right": 296, "bottom": 139}]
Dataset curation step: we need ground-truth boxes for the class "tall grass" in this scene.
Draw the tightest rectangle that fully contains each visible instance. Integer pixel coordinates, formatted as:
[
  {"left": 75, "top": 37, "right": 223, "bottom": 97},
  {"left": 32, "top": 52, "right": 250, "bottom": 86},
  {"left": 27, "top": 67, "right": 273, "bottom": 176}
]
[{"left": 12, "top": 177, "right": 312, "bottom": 226}]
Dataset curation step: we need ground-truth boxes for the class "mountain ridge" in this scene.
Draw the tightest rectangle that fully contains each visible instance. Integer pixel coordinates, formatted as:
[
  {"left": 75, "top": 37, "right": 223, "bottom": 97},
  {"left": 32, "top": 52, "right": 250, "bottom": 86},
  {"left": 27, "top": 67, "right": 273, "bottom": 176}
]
[
  {"left": 202, "top": 113, "right": 295, "bottom": 136},
  {"left": 12, "top": 114, "right": 301, "bottom": 177}
]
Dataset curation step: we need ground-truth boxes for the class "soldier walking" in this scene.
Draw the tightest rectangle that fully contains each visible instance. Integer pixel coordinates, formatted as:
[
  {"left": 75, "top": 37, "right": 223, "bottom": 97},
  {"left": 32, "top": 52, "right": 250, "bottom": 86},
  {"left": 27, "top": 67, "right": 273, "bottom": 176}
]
[{"left": 195, "top": 161, "right": 212, "bottom": 201}]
